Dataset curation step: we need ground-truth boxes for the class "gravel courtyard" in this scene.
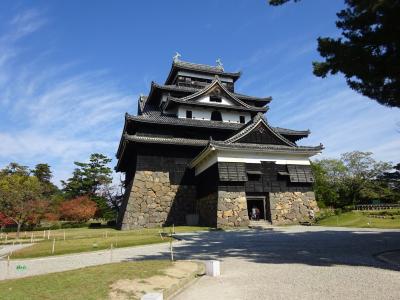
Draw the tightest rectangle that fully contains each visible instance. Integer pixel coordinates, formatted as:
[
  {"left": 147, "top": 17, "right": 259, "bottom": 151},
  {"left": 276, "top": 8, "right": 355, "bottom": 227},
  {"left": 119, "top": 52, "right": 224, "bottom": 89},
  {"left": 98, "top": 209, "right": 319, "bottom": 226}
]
[
  {"left": 1, "top": 226, "right": 399, "bottom": 299},
  {"left": 171, "top": 226, "right": 400, "bottom": 300}
]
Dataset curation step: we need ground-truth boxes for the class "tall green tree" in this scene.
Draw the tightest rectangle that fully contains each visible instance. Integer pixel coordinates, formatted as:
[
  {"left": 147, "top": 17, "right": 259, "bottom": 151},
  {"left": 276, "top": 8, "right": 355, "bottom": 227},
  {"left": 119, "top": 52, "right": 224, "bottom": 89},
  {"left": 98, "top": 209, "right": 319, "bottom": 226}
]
[
  {"left": 62, "top": 153, "right": 112, "bottom": 197},
  {"left": 269, "top": 0, "right": 400, "bottom": 108},
  {"left": 32, "top": 163, "right": 59, "bottom": 197},
  {"left": 62, "top": 153, "right": 115, "bottom": 219}
]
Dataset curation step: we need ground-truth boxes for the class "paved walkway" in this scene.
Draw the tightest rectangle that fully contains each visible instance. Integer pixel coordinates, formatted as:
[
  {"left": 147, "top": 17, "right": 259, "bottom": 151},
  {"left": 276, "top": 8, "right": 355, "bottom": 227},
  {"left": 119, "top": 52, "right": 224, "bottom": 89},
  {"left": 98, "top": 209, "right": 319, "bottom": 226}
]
[
  {"left": 1, "top": 226, "right": 400, "bottom": 299},
  {"left": 173, "top": 226, "right": 400, "bottom": 300},
  {"left": 0, "top": 241, "right": 176, "bottom": 280}
]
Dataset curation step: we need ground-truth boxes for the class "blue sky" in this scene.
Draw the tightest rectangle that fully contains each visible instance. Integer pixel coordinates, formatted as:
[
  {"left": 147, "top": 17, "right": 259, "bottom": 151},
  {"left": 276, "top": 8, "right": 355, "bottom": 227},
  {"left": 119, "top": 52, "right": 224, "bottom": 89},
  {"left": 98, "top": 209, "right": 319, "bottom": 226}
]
[{"left": 0, "top": 0, "right": 399, "bottom": 186}]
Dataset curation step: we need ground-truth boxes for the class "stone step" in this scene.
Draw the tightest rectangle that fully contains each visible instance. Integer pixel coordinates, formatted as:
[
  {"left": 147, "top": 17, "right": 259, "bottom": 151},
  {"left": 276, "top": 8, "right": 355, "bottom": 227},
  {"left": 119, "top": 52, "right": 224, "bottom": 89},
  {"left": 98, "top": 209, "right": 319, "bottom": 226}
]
[{"left": 248, "top": 220, "right": 272, "bottom": 229}]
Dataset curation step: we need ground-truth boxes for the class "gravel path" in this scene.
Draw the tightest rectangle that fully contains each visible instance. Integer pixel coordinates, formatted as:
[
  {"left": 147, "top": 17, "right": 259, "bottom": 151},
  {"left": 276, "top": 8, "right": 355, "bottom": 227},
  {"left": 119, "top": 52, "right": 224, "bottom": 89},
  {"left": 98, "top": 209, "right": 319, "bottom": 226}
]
[
  {"left": 173, "top": 226, "right": 400, "bottom": 300},
  {"left": 0, "top": 241, "right": 176, "bottom": 280},
  {"left": 1, "top": 226, "right": 399, "bottom": 300}
]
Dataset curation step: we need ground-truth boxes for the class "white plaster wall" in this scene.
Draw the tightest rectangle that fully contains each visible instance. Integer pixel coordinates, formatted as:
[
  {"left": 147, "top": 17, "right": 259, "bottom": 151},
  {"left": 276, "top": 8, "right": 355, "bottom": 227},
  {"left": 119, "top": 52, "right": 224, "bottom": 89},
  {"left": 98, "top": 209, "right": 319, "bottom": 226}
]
[
  {"left": 177, "top": 105, "right": 251, "bottom": 124},
  {"left": 217, "top": 151, "right": 311, "bottom": 165},
  {"left": 198, "top": 95, "right": 234, "bottom": 106},
  {"left": 194, "top": 149, "right": 312, "bottom": 175}
]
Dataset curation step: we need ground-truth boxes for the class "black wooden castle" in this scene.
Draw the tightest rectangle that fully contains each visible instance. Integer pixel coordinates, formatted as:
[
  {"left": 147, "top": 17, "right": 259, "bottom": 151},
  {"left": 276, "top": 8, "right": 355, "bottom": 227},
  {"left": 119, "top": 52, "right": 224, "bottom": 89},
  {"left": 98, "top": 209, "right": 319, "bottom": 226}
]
[{"left": 116, "top": 57, "right": 322, "bottom": 229}]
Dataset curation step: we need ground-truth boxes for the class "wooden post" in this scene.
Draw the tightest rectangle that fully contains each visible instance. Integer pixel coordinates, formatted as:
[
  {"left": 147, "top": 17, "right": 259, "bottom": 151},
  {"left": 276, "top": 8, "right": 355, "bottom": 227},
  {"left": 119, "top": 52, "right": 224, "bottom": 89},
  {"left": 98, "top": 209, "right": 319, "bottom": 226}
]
[
  {"left": 30, "top": 232, "right": 33, "bottom": 243},
  {"left": 43, "top": 230, "right": 45, "bottom": 239},
  {"left": 5, "top": 234, "right": 8, "bottom": 243},
  {"left": 110, "top": 243, "right": 113, "bottom": 262},
  {"left": 170, "top": 239, "right": 174, "bottom": 261},
  {"left": 52, "top": 238, "right": 55, "bottom": 254},
  {"left": 7, "top": 255, "right": 10, "bottom": 275},
  {"left": 24, "top": 231, "right": 27, "bottom": 238},
  {"left": 47, "top": 230, "right": 50, "bottom": 240}
]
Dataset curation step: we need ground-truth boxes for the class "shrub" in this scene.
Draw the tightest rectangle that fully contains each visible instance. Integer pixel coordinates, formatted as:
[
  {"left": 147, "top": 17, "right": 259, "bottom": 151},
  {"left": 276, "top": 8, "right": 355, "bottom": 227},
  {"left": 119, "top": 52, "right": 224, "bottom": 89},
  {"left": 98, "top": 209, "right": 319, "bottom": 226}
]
[{"left": 59, "top": 196, "right": 97, "bottom": 222}]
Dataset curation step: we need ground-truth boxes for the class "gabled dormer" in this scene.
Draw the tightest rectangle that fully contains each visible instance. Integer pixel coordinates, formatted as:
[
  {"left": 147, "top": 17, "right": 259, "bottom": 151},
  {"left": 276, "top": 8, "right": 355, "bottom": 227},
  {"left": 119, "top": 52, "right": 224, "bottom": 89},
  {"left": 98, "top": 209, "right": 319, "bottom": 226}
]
[
  {"left": 225, "top": 113, "right": 296, "bottom": 146},
  {"left": 162, "top": 78, "right": 267, "bottom": 124}
]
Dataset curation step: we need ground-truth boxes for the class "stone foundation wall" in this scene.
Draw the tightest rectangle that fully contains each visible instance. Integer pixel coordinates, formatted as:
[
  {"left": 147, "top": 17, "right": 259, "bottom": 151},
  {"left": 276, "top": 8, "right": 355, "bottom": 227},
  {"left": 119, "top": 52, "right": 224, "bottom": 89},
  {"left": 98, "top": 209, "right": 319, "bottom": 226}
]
[
  {"left": 216, "top": 191, "right": 249, "bottom": 228},
  {"left": 197, "top": 192, "right": 218, "bottom": 227},
  {"left": 269, "top": 191, "right": 319, "bottom": 225},
  {"left": 120, "top": 171, "right": 196, "bottom": 230}
]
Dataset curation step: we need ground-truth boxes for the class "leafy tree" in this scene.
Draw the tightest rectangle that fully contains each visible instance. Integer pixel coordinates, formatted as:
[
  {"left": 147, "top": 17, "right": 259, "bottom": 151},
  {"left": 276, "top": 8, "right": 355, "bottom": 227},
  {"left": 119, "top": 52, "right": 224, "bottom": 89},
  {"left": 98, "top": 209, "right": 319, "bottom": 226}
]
[
  {"left": 62, "top": 153, "right": 114, "bottom": 219},
  {"left": 312, "top": 151, "right": 393, "bottom": 208},
  {"left": 59, "top": 196, "right": 97, "bottom": 222},
  {"left": 380, "top": 163, "right": 400, "bottom": 192},
  {"left": 341, "top": 151, "right": 392, "bottom": 204},
  {"left": 0, "top": 173, "right": 43, "bottom": 236},
  {"left": 0, "top": 163, "right": 30, "bottom": 177},
  {"left": 0, "top": 212, "right": 14, "bottom": 230},
  {"left": 269, "top": 0, "right": 400, "bottom": 108},
  {"left": 311, "top": 159, "right": 347, "bottom": 207},
  {"left": 62, "top": 153, "right": 112, "bottom": 197},
  {"left": 32, "top": 163, "right": 52, "bottom": 183},
  {"left": 32, "top": 163, "right": 59, "bottom": 197}
]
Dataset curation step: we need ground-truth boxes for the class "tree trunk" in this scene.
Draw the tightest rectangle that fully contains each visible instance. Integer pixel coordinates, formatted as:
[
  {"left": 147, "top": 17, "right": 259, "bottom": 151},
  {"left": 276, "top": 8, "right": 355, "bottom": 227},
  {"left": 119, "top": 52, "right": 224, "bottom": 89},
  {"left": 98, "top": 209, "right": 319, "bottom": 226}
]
[{"left": 16, "top": 222, "right": 21, "bottom": 239}]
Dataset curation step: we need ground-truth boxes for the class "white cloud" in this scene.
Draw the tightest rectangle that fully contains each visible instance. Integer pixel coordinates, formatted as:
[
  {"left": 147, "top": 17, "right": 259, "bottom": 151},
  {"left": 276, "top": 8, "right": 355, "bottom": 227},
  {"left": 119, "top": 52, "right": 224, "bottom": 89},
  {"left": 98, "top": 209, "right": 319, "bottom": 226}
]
[{"left": 0, "top": 9, "right": 133, "bottom": 186}]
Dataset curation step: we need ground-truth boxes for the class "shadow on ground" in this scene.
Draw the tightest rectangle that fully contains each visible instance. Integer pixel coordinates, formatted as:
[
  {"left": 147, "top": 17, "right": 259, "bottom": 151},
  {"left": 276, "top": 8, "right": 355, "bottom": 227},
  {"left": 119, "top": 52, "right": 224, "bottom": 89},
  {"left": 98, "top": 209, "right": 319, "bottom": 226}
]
[{"left": 125, "top": 228, "right": 400, "bottom": 271}]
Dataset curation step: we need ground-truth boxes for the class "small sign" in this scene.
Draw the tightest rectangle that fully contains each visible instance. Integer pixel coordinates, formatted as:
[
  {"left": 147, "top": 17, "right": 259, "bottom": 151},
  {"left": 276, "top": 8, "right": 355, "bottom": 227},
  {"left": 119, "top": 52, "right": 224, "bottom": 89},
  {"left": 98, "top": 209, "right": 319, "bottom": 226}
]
[{"left": 16, "top": 265, "right": 27, "bottom": 272}]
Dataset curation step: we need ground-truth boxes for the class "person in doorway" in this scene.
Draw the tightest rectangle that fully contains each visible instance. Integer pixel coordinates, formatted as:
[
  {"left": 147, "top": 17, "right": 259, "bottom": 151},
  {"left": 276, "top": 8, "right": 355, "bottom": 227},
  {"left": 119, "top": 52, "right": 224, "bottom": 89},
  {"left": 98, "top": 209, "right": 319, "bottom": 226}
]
[
  {"left": 255, "top": 207, "right": 260, "bottom": 220},
  {"left": 251, "top": 206, "right": 257, "bottom": 220}
]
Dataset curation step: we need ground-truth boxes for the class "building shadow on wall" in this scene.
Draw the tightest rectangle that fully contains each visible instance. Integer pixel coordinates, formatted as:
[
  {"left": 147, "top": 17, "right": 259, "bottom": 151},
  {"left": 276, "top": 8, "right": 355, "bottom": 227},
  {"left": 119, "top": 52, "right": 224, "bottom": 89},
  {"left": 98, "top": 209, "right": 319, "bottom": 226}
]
[{"left": 124, "top": 228, "right": 400, "bottom": 272}]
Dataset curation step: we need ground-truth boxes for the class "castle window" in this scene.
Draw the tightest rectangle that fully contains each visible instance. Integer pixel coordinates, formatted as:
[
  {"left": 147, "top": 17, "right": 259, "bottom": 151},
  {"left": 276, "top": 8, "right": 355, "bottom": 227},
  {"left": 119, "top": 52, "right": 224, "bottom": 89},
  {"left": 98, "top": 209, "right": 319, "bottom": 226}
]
[
  {"left": 240, "top": 116, "right": 245, "bottom": 124},
  {"left": 210, "top": 96, "right": 222, "bottom": 103},
  {"left": 211, "top": 111, "right": 222, "bottom": 121},
  {"left": 186, "top": 110, "right": 192, "bottom": 119}
]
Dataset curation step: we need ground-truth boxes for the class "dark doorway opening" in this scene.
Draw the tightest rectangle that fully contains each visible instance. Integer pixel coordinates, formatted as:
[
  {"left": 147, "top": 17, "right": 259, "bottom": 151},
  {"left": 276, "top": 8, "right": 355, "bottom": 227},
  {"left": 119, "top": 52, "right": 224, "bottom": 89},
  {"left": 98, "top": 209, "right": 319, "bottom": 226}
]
[
  {"left": 211, "top": 111, "right": 222, "bottom": 121},
  {"left": 246, "top": 196, "right": 271, "bottom": 222}
]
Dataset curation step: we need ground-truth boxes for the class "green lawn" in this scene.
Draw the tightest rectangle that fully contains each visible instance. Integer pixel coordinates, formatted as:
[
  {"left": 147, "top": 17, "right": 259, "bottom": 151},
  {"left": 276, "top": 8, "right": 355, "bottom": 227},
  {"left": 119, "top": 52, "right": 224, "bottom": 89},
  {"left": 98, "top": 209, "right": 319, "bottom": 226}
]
[
  {"left": 0, "top": 260, "right": 172, "bottom": 300},
  {"left": 5, "top": 226, "right": 209, "bottom": 259},
  {"left": 317, "top": 211, "right": 400, "bottom": 229}
]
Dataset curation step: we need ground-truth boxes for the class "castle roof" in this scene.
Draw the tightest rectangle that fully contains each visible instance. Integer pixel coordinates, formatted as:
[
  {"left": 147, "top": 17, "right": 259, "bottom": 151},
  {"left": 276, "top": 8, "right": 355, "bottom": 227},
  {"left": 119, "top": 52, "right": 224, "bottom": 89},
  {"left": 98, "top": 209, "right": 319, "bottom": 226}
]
[{"left": 165, "top": 59, "right": 241, "bottom": 85}]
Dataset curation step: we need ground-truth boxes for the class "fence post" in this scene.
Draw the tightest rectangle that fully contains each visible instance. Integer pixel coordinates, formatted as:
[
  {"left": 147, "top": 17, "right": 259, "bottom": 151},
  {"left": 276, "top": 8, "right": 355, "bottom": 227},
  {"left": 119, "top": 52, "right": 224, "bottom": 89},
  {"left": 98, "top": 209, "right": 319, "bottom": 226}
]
[
  {"left": 52, "top": 238, "right": 55, "bottom": 254},
  {"left": 110, "top": 243, "right": 113, "bottom": 262}
]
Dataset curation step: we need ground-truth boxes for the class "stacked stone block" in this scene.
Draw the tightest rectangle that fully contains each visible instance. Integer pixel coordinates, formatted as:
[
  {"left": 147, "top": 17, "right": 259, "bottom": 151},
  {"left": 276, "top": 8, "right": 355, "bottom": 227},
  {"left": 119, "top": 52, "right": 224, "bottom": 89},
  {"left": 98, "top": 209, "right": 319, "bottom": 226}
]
[{"left": 269, "top": 191, "right": 319, "bottom": 225}]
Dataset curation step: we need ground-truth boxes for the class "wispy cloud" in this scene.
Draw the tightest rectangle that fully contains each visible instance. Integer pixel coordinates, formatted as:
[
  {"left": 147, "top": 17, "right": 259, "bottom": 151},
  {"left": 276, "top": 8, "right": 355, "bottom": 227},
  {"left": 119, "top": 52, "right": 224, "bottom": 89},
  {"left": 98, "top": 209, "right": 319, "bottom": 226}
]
[{"left": 0, "top": 9, "right": 133, "bottom": 185}]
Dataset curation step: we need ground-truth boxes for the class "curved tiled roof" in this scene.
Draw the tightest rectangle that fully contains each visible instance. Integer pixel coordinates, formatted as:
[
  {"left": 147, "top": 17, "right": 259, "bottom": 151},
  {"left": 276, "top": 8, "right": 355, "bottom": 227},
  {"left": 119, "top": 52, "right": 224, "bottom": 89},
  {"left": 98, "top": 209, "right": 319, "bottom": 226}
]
[
  {"left": 124, "top": 134, "right": 208, "bottom": 147},
  {"left": 151, "top": 82, "right": 272, "bottom": 103},
  {"left": 165, "top": 60, "right": 241, "bottom": 84},
  {"left": 126, "top": 112, "right": 244, "bottom": 129}
]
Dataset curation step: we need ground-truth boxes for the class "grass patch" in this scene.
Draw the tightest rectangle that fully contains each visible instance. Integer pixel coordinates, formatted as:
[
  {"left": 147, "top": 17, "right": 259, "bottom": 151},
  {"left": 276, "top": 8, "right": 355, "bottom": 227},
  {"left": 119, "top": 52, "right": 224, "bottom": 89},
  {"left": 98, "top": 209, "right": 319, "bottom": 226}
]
[
  {"left": 0, "top": 260, "right": 172, "bottom": 300},
  {"left": 5, "top": 226, "right": 209, "bottom": 259},
  {"left": 317, "top": 210, "right": 400, "bottom": 229}
]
